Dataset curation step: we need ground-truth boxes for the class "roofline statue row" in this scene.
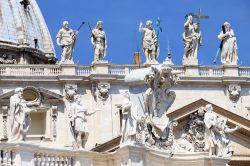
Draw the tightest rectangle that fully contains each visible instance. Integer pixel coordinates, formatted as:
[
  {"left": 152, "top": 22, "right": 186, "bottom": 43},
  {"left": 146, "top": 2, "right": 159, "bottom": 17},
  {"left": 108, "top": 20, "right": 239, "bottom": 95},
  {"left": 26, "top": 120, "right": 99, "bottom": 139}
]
[
  {"left": 56, "top": 21, "right": 107, "bottom": 65},
  {"left": 56, "top": 14, "right": 238, "bottom": 66}
]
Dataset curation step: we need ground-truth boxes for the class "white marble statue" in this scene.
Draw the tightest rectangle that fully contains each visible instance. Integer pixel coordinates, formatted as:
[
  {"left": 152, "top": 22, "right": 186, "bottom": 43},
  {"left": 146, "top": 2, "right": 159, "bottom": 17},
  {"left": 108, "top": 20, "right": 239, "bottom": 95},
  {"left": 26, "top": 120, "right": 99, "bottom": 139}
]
[
  {"left": 68, "top": 95, "right": 89, "bottom": 149},
  {"left": 120, "top": 91, "right": 138, "bottom": 146},
  {"left": 182, "top": 15, "right": 201, "bottom": 65},
  {"left": 218, "top": 22, "right": 238, "bottom": 65},
  {"left": 91, "top": 21, "right": 107, "bottom": 63},
  {"left": 56, "top": 21, "right": 78, "bottom": 64},
  {"left": 9, "top": 88, "right": 35, "bottom": 142},
  {"left": 68, "top": 95, "right": 99, "bottom": 149},
  {"left": 139, "top": 20, "right": 159, "bottom": 64},
  {"left": 204, "top": 104, "right": 240, "bottom": 157},
  {"left": 124, "top": 63, "right": 179, "bottom": 150}
]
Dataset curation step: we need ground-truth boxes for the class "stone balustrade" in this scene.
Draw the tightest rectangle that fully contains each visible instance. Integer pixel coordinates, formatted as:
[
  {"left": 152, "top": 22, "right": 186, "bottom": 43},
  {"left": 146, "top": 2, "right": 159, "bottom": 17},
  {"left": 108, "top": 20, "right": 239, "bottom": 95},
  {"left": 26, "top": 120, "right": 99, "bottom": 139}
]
[
  {"left": 0, "top": 149, "right": 15, "bottom": 166},
  {"left": 0, "top": 143, "right": 74, "bottom": 166},
  {"left": 34, "top": 153, "right": 73, "bottom": 166},
  {"left": 239, "top": 67, "right": 250, "bottom": 76},
  {"left": 198, "top": 66, "right": 224, "bottom": 77},
  {"left": 0, "top": 143, "right": 230, "bottom": 166},
  {"left": 0, "top": 64, "right": 249, "bottom": 78}
]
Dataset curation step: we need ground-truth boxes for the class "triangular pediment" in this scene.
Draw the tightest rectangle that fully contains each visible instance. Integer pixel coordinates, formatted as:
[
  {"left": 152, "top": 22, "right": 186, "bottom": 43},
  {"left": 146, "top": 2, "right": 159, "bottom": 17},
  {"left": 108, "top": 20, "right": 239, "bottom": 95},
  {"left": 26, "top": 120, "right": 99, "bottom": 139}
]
[
  {"left": 168, "top": 98, "right": 250, "bottom": 140},
  {"left": 0, "top": 87, "right": 63, "bottom": 101}
]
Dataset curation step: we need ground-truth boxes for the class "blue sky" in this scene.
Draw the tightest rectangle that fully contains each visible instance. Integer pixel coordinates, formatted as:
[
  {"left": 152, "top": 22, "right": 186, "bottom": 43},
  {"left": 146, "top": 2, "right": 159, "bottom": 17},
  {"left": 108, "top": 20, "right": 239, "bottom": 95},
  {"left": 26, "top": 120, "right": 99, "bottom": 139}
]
[{"left": 37, "top": 0, "right": 250, "bottom": 65}]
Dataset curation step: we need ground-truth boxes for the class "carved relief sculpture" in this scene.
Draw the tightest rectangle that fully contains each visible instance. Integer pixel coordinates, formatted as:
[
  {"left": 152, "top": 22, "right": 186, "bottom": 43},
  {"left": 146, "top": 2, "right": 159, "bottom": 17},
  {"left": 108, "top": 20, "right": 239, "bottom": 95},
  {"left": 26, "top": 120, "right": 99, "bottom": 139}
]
[
  {"left": 177, "top": 108, "right": 206, "bottom": 152},
  {"left": 139, "top": 20, "right": 159, "bottom": 64},
  {"left": 65, "top": 84, "right": 77, "bottom": 102},
  {"left": 0, "top": 54, "right": 17, "bottom": 64},
  {"left": 96, "top": 83, "right": 110, "bottom": 101},
  {"left": 136, "top": 64, "right": 179, "bottom": 150},
  {"left": 228, "top": 84, "right": 241, "bottom": 103}
]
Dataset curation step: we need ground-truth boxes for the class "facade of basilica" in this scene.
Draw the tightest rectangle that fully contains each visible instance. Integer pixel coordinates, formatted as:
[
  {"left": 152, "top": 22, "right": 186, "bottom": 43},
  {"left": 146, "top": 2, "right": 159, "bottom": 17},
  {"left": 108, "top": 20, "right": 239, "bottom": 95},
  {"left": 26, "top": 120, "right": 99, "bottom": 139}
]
[{"left": 0, "top": 0, "right": 249, "bottom": 166}]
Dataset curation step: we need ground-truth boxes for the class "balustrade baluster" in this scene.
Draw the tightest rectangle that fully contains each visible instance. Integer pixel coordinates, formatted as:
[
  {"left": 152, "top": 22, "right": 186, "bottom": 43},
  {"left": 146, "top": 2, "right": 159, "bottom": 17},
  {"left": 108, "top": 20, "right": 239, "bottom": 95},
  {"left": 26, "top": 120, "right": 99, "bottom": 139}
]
[
  {"left": 3, "top": 150, "right": 8, "bottom": 165},
  {"left": 50, "top": 156, "right": 56, "bottom": 166},
  {"left": 7, "top": 150, "right": 11, "bottom": 165},
  {"left": 54, "top": 156, "right": 59, "bottom": 166},
  {"left": 41, "top": 154, "right": 45, "bottom": 166}
]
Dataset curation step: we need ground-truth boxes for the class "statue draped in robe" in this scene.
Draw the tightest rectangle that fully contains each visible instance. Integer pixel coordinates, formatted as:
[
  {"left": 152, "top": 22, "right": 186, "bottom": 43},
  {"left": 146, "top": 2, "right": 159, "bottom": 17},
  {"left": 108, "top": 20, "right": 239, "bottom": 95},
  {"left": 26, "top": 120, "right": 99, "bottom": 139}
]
[
  {"left": 120, "top": 92, "right": 138, "bottom": 145},
  {"left": 182, "top": 15, "right": 201, "bottom": 65},
  {"left": 57, "top": 21, "right": 78, "bottom": 64},
  {"left": 218, "top": 22, "right": 238, "bottom": 65},
  {"left": 9, "top": 88, "right": 33, "bottom": 142}
]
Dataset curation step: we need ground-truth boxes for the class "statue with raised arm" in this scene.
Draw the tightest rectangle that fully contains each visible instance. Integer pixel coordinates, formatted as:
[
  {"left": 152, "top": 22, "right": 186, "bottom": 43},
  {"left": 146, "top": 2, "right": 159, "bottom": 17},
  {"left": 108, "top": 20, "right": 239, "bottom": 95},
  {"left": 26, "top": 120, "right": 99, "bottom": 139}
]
[
  {"left": 56, "top": 21, "right": 78, "bottom": 64},
  {"left": 204, "top": 104, "right": 240, "bottom": 157},
  {"left": 69, "top": 95, "right": 99, "bottom": 149},
  {"left": 182, "top": 15, "right": 201, "bottom": 65},
  {"left": 68, "top": 95, "right": 89, "bottom": 149},
  {"left": 218, "top": 22, "right": 238, "bottom": 65},
  {"left": 91, "top": 21, "right": 107, "bottom": 63},
  {"left": 139, "top": 20, "right": 159, "bottom": 64},
  {"left": 9, "top": 88, "right": 35, "bottom": 142}
]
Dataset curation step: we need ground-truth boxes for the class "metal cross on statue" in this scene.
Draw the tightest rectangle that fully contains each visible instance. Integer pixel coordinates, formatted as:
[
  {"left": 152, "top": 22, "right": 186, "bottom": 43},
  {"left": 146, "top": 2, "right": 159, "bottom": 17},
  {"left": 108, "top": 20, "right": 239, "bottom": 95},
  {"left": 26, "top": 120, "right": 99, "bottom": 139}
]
[{"left": 192, "top": 8, "right": 209, "bottom": 33}]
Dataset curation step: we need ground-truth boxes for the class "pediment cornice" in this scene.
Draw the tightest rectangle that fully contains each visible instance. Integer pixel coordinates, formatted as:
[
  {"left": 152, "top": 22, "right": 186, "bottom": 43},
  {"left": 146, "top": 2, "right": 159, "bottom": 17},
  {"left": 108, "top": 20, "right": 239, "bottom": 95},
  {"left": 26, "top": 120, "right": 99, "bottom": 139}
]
[
  {"left": 168, "top": 99, "right": 250, "bottom": 139},
  {"left": 0, "top": 87, "right": 63, "bottom": 101}
]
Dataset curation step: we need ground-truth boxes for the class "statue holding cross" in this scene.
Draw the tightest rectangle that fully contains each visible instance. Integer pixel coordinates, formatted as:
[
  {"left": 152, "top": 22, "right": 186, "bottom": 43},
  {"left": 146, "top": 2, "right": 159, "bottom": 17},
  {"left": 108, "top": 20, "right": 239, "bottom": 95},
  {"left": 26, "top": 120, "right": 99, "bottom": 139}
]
[{"left": 182, "top": 9, "right": 209, "bottom": 65}]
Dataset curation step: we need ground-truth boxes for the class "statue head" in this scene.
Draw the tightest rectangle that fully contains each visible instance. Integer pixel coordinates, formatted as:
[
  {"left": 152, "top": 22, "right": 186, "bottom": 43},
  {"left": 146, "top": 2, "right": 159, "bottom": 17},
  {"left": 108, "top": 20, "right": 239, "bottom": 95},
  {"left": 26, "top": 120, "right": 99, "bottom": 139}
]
[
  {"left": 96, "top": 21, "right": 103, "bottom": 29},
  {"left": 223, "top": 22, "right": 231, "bottom": 32},
  {"left": 74, "top": 95, "right": 82, "bottom": 105},
  {"left": 63, "top": 21, "right": 69, "bottom": 29},
  {"left": 186, "top": 15, "right": 193, "bottom": 24},
  {"left": 197, "top": 108, "right": 205, "bottom": 117},
  {"left": 15, "top": 87, "right": 24, "bottom": 98},
  {"left": 123, "top": 91, "right": 130, "bottom": 100},
  {"left": 146, "top": 20, "right": 153, "bottom": 29},
  {"left": 205, "top": 104, "right": 213, "bottom": 112},
  {"left": 2, "top": 54, "right": 7, "bottom": 59}
]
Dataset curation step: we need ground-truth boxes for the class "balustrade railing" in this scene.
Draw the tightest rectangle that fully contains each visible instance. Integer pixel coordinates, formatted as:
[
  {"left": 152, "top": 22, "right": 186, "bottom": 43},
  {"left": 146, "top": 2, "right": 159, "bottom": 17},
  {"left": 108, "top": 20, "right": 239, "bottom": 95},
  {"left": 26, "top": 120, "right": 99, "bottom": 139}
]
[
  {"left": 0, "top": 65, "right": 62, "bottom": 76},
  {"left": 199, "top": 67, "right": 224, "bottom": 77},
  {"left": 239, "top": 67, "right": 250, "bottom": 76},
  {"left": 212, "top": 68, "right": 224, "bottom": 76},
  {"left": 76, "top": 66, "right": 91, "bottom": 76},
  {"left": 0, "top": 64, "right": 248, "bottom": 78},
  {"left": 173, "top": 66, "right": 185, "bottom": 76},
  {"left": 108, "top": 66, "right": 126, "bottom": 75},
  {"left": 34, "top": 153, "right": 73, "bottom": 166},
  {"left": 0, "top": 149, "right": 15, "bottom": 166},
  {"left": 128, "top": 66, "right": 142, "bottom": 73}
]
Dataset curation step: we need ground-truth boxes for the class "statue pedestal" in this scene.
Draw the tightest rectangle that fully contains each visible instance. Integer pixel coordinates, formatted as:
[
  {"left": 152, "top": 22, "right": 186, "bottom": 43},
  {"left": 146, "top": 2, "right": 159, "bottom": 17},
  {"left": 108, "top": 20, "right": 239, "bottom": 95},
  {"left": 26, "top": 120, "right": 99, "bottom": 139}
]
[
  {"left": 184, "top": 65, "right": 200, "bottom": 76},
  {"left": 59, "top": 59, "right": 74, "bottom": 65},
  {"left": 182, "top": 58, "right": 198, "bottom": 66},
  {"left": 92, "top": 60, "right": 108, "bottom": 65},
  {"left": 61, "top": 64, "right": 76, "bottom": 75},
  {"left": 144, "top": 60, "right": 159, "bottom": 66},
  {"left": 92, "top": 62, "right": 109, "bottom": 74},
  {"left": 224, "top": 65, "right": 239, "bottom": 77}
]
